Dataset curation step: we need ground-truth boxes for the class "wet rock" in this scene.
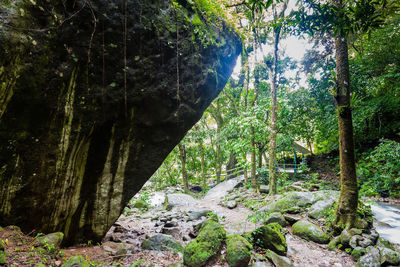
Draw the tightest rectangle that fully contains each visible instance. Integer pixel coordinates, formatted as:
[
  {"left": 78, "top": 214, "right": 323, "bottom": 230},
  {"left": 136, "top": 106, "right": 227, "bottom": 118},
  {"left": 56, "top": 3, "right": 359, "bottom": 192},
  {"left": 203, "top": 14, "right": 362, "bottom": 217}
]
[
  {"left": 226, "top": 234, "right": 252, "bottom": 267},
  {"left": 265, "top": 249, "right": 292, "bottom": 267},
  {"left": 264, "top": 212, "right": 288, "bottom": 227},
  {"left": 251, "top": 223, "right": 287, "bottom": 256},
  {"left": 380, "top": 247, "right": 400, "bottom": 266},
  {"left": 260, "top": 185, "right": 269, "bottom": 194},
  {"left": 39, "top": 232, "right": 64, "bottom": 248},
  {"left": 292, "top": 220, "right": 329, "bottom": 244},
  {"left": 183, "top": 219, "right": 226, "bottom": 267},
  {"left": 308, "top": 199, "right": 335, "bottom": 219},
  {"left": 141, "top": 234, "right": 183, "bottom": 253},
  {"left": 61, "top": 255, "right": 90, "bottom": 267},
  {"left": 356, "top": 247, "right": 381, "bottom": 267}
]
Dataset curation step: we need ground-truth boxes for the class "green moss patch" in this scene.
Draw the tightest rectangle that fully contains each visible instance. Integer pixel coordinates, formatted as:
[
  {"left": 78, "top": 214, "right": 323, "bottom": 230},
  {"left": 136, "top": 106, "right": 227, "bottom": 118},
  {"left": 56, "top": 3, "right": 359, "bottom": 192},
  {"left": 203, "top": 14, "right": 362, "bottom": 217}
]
[{"left": 226, "top": 234, "right": 252, "bottom": 267}]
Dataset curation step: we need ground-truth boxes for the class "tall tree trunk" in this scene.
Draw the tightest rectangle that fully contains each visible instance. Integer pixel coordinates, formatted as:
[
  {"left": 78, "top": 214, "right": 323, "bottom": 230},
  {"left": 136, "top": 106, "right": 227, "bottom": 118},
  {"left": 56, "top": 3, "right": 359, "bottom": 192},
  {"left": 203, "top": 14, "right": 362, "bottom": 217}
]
[
  {"left": 268, "top": 27, "right": 280, "bottom": 196},
  {"left": 251, "top": 126, "right": 258, "bottom": 190},
  {"left": 268, "top": 1, "right": 287, "bottom": 195},
  {"left": 258, "top": 145, "right": 263, "bottom": 168},
  {"left": 178, "top": 143, "right": 190, "bottom": 194},
  {"left": 199, "top": 142, "right": 206, "bottom": 190},
  {"left": 333, "top": 0, "right": 358, "bottom": 230}
]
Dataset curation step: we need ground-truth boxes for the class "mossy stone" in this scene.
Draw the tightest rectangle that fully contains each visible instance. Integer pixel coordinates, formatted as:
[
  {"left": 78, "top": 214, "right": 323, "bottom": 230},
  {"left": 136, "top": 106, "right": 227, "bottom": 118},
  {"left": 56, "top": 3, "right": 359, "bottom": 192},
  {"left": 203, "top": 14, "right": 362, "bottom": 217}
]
[
  {"left": 61, "top": 255, "right": 90, "bottom": 267},
  {"left": 39, "top": 232, "right": 64, "bottom": 247},
  {"left": 226, "top": 234, "right": 252, "bottom": 267},
  {"left": 183, "top": 219, "right": 226, "bottom": 266},
  {"left": 142, "top": 234, "right": 183, "bottom": 253},
  {"left": 0, "top": 251, "right": 5, "bottom": 265},
  {"left": 133, "top": 200, "right": 149, "bottom": 210},
  {"left": 292, "top": 220, "right": 329, "bottom": 244},
  {"left": 351, "top": 247, "right": 366, "bottom": 260},
  {"left": 251, "top": 223, "right": 287, "bottom": 256},
  {"left": 328, "top": 236, "right": 340, "bottom": 251}
]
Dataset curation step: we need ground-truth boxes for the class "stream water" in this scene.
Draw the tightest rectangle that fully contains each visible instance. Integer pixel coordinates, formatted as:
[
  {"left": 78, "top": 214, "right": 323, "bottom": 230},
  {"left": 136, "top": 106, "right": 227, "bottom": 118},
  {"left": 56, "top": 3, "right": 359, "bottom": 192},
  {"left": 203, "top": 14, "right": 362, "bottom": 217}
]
[{"left": 371, "top": 202, "right": 400, "bottom": 244}]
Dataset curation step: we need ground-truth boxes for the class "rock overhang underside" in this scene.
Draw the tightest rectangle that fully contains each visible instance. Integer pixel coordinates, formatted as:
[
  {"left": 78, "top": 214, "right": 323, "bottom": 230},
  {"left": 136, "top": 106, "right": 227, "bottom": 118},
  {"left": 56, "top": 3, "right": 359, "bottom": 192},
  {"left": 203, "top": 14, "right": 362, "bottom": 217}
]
[{"left": 0, "top": 0, "right": 242, "bottom": 244}]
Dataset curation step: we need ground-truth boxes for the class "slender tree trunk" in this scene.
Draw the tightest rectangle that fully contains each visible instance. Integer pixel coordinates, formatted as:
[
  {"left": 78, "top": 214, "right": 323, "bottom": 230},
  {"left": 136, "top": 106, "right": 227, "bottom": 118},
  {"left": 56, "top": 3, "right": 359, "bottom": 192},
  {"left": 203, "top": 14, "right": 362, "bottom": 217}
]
[
  {"left": 251, "top": 126, "right": 258, "bottom": 190},
  {"left": 258, "top": 145, "right": 263, "bottom": 168},
  {"left": 178, "top": 143, "right": 190, "bottom": 194},
  {"left": 243, "top": 152, "right": 248, "bottom": 184},
  {"left": 333, "top": 0, "right": 358, "bottom": 230},
  {"left": 268, "top": 27, "right": 280, "bottom": 195},
  {"left": 199, "top": 142, "right": 206, "bottom": 190}
]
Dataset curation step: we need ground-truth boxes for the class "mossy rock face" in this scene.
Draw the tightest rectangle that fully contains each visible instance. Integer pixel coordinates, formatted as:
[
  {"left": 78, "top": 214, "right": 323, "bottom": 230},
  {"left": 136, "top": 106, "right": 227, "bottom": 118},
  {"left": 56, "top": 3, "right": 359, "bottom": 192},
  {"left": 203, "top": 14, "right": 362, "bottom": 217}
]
[
  {"left": 251, "top": 223, "right": 287, "bottom": 256},
  {"left": 226, "top": 234, "right": 252, "bottom": 267},
  {"left": 292, "top": 220, "right": 329, "bottom": 244},
  {"left": 183, "top": 219, "right": 226, "bottom": 266},
  {"left": 61, "top": 255, "right": 90, "bottom": 267},
  {"left": 0, "top": 0, "right": 241, "bottom": 245}
]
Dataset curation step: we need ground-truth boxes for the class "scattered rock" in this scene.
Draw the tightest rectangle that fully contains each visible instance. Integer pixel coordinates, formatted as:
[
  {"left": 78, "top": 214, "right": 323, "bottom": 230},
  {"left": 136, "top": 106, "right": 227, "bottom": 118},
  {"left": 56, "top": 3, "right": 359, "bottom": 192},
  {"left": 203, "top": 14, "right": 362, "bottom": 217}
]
[
  {"left": 251, "top": 223, "right": 287, "bottom": 256},
  {"left": 286, "top": 185, "right": 307, "bottom": 192},
  {"left": 358, "top": 237, "right": 373, "bottom": 248},
  {"left": 260, "top": 185, "right": 269, "bottom": 194},
  {"left": 226, "top": 234, "right": 252, "bottom": 267},
  {"left": 292, "top": 220, "right": 329, "bottom": 244},
  {"left": 226, "top": 200, "right": 237, "bottom": 209},
  {"left": 186, "top": 210, "right": 211, "bottom": 221},
  {"left": 376, "top": 237, "right": 395, "bottom": 250},
  {"left": 264, "top": 212, "right": 288, "bottom": 227},
  {"left": 39, "top": 232, "right": 64, "bottom": 247},
  {"left": 338, "top": 229, "right": 352, "bottom": 247},
  {"left": 308, "top": 199, "right": 335, "bottom": 219},
  {"left": 190, "top": 186, "right": 203, "bottom": 193},
  {"left": 164, "top": 194, "right": 195, "bottom": 210},
  {"left": 161, "top": 227, "right": 181, "bottom": 239},
  {"left": 141, "top": 234, "right": 184, "bottom": 253},
  {"left": 356, "top": 247, "right": 380, "bottom": 267},
  {"left": 351, "top": 247, "right": 366, "bottom": 260},
  {"left": 266, "top": 249, "right": 292, "bottom": 267},
  {"left": 349, "top": 235, "right": 362, "bottom": 249},
  {"left": 380, "top": 247, "right": 400, "bottom": 266},
  {"left": 61, "top": 255, "right": 90, "bottom": 267},
  {"left": 328, "top": 236, "right": 340, "bottom": 251},
  {"left": 283, "top": 214, "right": 301, "bottom": 225},
  {"left": 132, "top": 200, "right": 149, "bottom": 210},
  {"left": 183, "top": 219, "right": 226, "bottom": 267}
]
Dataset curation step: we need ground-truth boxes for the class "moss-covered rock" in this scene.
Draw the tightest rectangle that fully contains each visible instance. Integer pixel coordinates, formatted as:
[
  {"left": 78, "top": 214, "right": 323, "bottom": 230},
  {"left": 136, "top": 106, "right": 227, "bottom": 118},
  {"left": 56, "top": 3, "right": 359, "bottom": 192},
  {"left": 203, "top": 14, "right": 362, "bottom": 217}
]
[
  {"left": 132, "top": 200, "right": 149, "bottom": 210},
  {"left": 264, "top": 212, "right": 288, "bottom": 227},
  {"left": 356, "top": 247, "right": 380, "bottom": 267},
  {"left": 0, "top": 0, "right": 241, "bottom": 245},
  {"left": 183, "top": 219, "right": 226, "bottom": 266},
  {"left": 61, "top": 255, "right": 90, "bottom": 267},
  {"left": 292, "top": 220, "right": 329, "bottom": 244},
  {"left": 351, "top": 247, "right": 366, "bottom": 260},
  {"left": 141, "top": 234, "right": 183, "bottom": 253},
  {"left": 226, "top": 234, "right": 252, "bottom": 267},
  {"left": 39, "top": 232, "right": 64, "bottom": 248},
  {"left": 265, "top": 249, "right": 292, "bottom": 267},
  {"left": 251, "top": 223, "right": 287, "bottom": 256},
  {"left": 380, "top": 247, "right": 400, "bottom": 266},
  {"left": 0, "top": 251, "right": 5, "bottom": 265}
]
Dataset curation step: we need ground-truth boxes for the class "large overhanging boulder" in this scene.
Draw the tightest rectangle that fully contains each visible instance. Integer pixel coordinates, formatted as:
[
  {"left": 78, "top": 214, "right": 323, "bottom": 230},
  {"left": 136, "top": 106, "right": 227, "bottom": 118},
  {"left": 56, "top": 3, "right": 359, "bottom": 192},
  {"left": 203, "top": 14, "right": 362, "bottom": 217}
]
[{"left": 0, "top": 0, "right": 241, "bottom": 244}]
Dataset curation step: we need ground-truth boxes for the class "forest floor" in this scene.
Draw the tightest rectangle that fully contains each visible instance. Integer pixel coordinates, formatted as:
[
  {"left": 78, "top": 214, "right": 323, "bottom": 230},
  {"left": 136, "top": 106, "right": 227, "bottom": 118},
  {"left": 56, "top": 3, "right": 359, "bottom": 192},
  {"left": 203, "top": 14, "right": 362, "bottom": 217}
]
[{"left": 0, "top": 174, "right": 364, "bottom": 267}]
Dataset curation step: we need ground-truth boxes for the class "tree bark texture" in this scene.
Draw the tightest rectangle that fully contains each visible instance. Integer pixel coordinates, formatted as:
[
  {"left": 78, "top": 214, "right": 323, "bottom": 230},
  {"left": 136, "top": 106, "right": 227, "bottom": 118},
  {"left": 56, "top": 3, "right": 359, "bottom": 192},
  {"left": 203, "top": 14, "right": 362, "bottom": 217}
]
[
  {"left": 178, "top": 143, "right": 190, "bottom": 194},
  {"left": 333, "top": 0, "right": 359, "bottom": 230}
]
